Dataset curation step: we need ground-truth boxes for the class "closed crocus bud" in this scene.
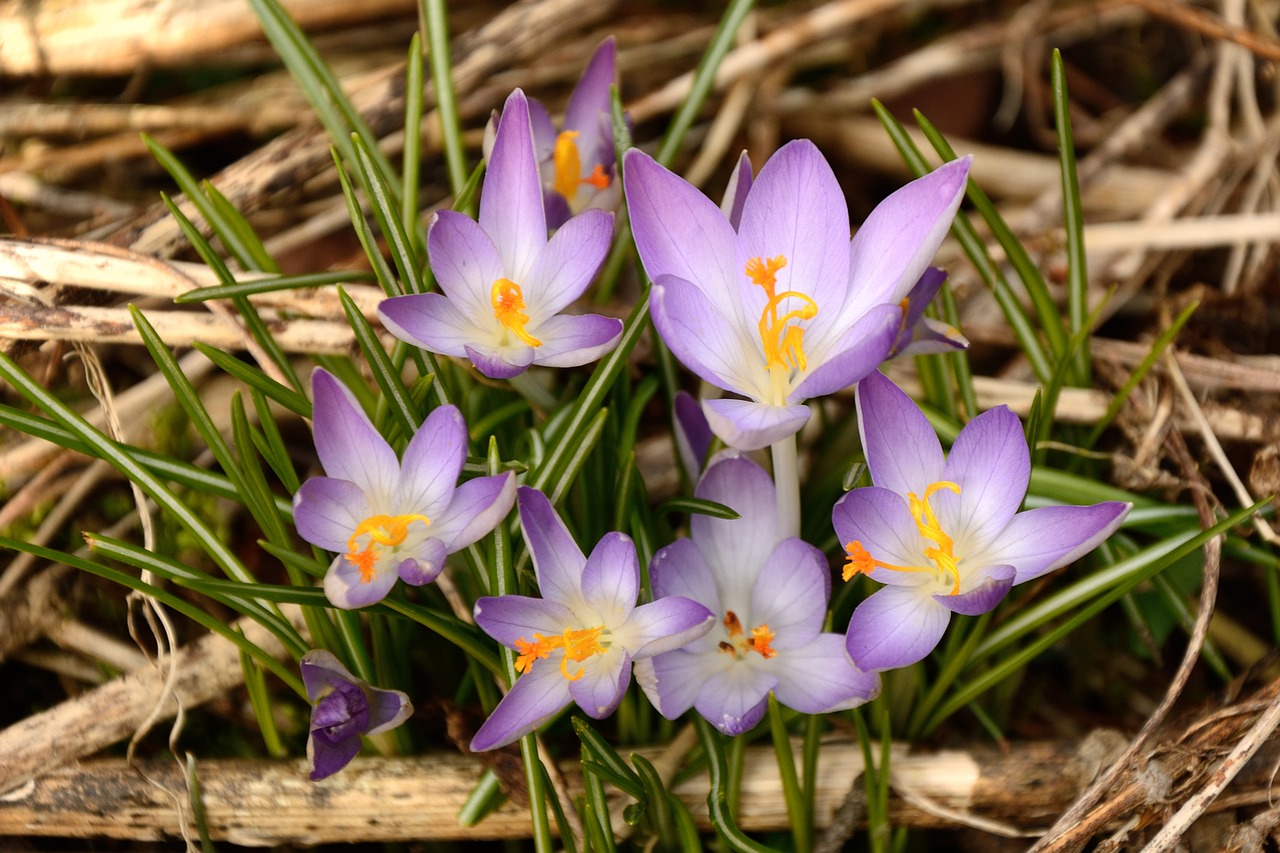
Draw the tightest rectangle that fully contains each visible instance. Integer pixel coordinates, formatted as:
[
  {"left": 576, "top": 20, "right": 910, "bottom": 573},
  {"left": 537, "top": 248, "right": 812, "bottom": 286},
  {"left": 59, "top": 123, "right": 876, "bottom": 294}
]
[{"left": 300, "top": 650, "right": 412, "bottom": 781}]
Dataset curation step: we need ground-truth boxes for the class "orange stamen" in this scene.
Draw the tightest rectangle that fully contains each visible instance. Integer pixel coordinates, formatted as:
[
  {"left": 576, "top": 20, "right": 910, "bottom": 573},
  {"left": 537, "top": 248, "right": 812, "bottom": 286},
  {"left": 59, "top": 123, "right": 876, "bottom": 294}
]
[
  {"left": 491, "top": 278, "right": 542, "bottom": 347},
  {"left": 748, "top": 625, "right": 777, "bottom": 659},
  {"left": 842, "top": 482, "right": 964, "bottom": 594},
  {"left": 718, "top": 611, "right": 778, "bottom": 660},
  {"left": 345, "top": 513, "right": 431, "bottom": 584},
  {"left": 512, "top": 625, "right": 605, "bottom": 681},
  {"left": 745, "top": 255, "right": 817, "bottom": 372},
  {"left": 584, "top": 163, "right": 611, "bottom": 190}
]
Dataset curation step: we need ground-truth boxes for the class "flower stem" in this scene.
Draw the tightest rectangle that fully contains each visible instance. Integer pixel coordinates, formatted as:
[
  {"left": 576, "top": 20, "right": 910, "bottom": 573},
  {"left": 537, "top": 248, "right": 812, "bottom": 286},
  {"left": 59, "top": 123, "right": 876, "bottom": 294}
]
[
  {"left": 767, "top": 695, "right": 811, "bottom": 853},
  {"left": 770, "top": 433, "right": 801, "bottom": 539}
]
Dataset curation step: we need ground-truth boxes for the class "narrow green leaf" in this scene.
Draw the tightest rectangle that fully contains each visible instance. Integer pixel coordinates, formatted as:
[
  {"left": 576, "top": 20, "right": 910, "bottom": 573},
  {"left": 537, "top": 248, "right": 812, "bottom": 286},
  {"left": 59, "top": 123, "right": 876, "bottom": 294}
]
[
  {"left": 573, "top": 717, "right": 645, "bottom": 795},
  {"left": 174, "top": 270, "right": 375, "bottom": 304},
  {"left": 457, "top": 768, "right": 506, "bottom": 827},
  {"left": 420, "top": 0, "right": 468, "bottom": 197},
  {"left": 1052, "top": 49, "right": 1091, "bottom": 385},
  {"left": 192, "top": 343, "right": 311, "bottom": 417},
  {"left": 350, "top": 133, "right": 428, "bottom": 295},
  {"left": 402, "top": 33, "right": 427, "bottom": 256},
  {"left": 656, "top": 497, "right": 741, "bottom": 520},
  {"left": 337, "top": 286, "right": 421, "bottom": 438},
  {"left": 694, "top": 717, "right": 777, "bottom": 853}
]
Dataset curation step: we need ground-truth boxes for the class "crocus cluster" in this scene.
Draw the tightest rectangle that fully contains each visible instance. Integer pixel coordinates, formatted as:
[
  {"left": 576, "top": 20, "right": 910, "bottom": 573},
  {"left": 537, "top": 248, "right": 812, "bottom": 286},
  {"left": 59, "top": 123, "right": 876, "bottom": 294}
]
[{"left": 287, "top": 40, "right": 1133, "bottom": 781}]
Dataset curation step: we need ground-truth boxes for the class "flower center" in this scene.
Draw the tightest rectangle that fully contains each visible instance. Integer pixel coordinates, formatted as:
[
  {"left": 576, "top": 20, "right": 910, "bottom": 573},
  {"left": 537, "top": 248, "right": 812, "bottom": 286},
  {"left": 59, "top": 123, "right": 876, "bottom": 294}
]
[
  {"left": 843, "top": 481, "right": 963, "bottom": 594},
  {"left": 491, "top": 278, "right": 542, "bottom": 347},
  {"left": 514, "top": 626, "right": 606, "bottom": 680},
  {"left": 345, "top": 513, "right": 431, "bottom": 584},
  {"left": 746, "top": 255, "right": 818, "bottom": 399},
  {"left": 716, "top": 610, "right": 777, "bottom": 660},
  {"left": 553, "top": 130, "right": 611, "bottom": 204}
]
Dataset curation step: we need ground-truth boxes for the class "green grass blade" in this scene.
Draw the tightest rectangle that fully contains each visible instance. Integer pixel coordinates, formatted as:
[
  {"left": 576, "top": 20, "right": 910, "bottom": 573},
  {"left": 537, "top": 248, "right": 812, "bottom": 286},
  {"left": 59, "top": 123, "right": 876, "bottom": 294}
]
[
  {"left": 402, "top": 32, "right": 426, "bottom": 256},
  {"left": 174, "top": 270, "right": 375, "bottom": 304},
  {"left": 192, "top": 343, "right": 311, "bottom": 417},
  {"left": 1052, "top": 49, "right": 1091, "bottom": 385},
  {"left": 694, "top": 717, "right": 778, "bottom": 853},
  {"left": 350, "top": 132, "right": 428, "bottom": 296},
  {"left": 337, "top": 286, "right": 422, "bottom": 438},
  {"left": 420, "top": 0, "right": 468, "bottom": 197}
]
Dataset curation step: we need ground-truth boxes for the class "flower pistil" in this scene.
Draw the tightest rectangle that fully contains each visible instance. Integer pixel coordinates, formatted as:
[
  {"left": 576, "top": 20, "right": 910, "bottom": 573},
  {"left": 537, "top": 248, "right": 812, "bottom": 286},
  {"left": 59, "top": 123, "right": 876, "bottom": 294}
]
[
  {"left": 345, "top": 513, "right": 431, "bottom": 584},
  {"left": 553, "top": 130, "right": 611, "bottom": 204},
  {"left": 514, "top": 625, "right": 606, "bottom": 680},
  {"left": 843, "top": 481, "right": 963, "bottom": 594},
  {"left": 746, "top": 255, "right": 818, "bottom": 380},
  {"left": 491, "top": 278, "right": 543, "bottom": 347}
]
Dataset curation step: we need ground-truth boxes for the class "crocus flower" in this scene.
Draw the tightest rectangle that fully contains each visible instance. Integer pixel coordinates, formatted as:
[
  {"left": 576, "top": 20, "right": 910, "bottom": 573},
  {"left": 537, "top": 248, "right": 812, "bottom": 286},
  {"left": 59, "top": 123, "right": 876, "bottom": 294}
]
[
  {"left": 636, "top": 454, "right": 880, "bottom": 735},
  {"left": 301, "top": 649, "right": 412, "bottom": 781},
  {"left": 380, "top": 89, "right": 622, "bottom": 380},
  {"left": 470, "top": 487, "right": 715, "bottom": 751},
  {"left": 833, "top": 371, "right": 1131, "bottom": 672},
  {"left": 292, "top": 368, "right": 516, "bottom": 609},
  {"left": 625, "top": 142, "right": 970, "bottom": 451},
  {"left": 486, "top": 37, "right": 622, "bottom": 228}
]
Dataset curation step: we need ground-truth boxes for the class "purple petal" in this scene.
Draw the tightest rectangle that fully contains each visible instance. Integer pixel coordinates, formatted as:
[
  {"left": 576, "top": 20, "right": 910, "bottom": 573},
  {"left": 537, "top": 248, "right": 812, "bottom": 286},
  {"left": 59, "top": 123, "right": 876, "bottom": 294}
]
[
  {"left": 695, "top": 664, "right": 775, "bottom": 736},
  {"left": 293, "top": 477, "right": 369, "bottom": 552},
  {"left": 649, "top": 538, "right": 722, "bottom": 615},
  {"left": 569, "top": 650, "right": 631, "bottom": 718},
  {"left": 562, "top": 37, "right": 616, "bottom": 165},
  {"left": 842, "top": 156, "right": 971, "bottom": 322},
  {"left": 379, "top": 292, "right": 477, "bottom": 359},
  {"left": 308, "top": 728, "right": 362, "bottom": 781},
  {"left": 470, "top": 662, "right": 571, "bottom": 751},
  {"left": 624, "top": 149, "right": 742, "bottom": 313},
  {"left": 544, "top": 190, "right": 573, "bottom": 231},
  {"left": 831, "top": 486, "right": 932, "bottom": 587},
  {"left": 940, "top": 406, "right": 1030, "bottom": 552},
  {"left": 323, "top": 554, "right": 399, "bottom": 609},
  {"left": 518, "top": 486, "right": 586, "bottom": 607},
  {"left": 636, "top": 649, "right": 729, "bottom": 720},
  {"left": 650, "top": 276, "right": 755, "bottom": 395},
  {"left": 426, "top": 210, "right": 504, "bottom": 317},
  {"left": 365, "top": 685, "right": 413, "bottom": 735},
  {"left": 625, "top": 597, "right": 716, "bottom": 658},
  {"left": 739, "top": 140, "right": 850, "bottom": 344},
  {"left": 690, "top": 454, "right": 779, "bottom": 595},
  {"left": 527, "top": 98, "right": 556, "bottom": 164},
  {"left": 310, "top": 369, "right": 398, "bottom": 499},
  {"left": 791, "top": 302, "right": 901, "bottom": 401},
  {"left": 396, "top": 405, "right": 467, "bottom": 518},
  {"left": 934, "top": 564, "right": 1014, "bottom": 616},
  {"left": 524, "top": 209, "right": 613, "bottom": 316},
  {"left": 299, "top": 649, "right": 358, "bottom": 702},
  {"left": 749, "top": 538, "right": 830, "bottom": 648},
  {"left": 845, "top": 584, "right": 950, "bottom": 671},
  {"left": 720, "top": 150, "right": 753, "bottom": 230},
  {"left": 464, "top": 343, "right": 535, "bottom": 379},
  {"left": 580, "top": 531, "right": 639, "bottom": 626},
  {"left": 529, "top": 313, "right": 623, "bottom": 368},
  {"left": 480, "top": 90, "right": 547, "bottom": 280},
  {"left": 474, "top": 594, "right": 577, "bottom": 647},
  {"left": 396, "top": 537, "right": 446, "bottom": 586},
  {"left": 894, "top": 315, "right": 969, "bottom": 358},
  {"left": 899, "top": 268, "right": 947, "bottom": 332},
  {"left": 429, "top": 472, "right": 517, "bottom": 553},
  {"left": 701, "top": 397, "right": 811, "bottom": 452},
  {"left": 985, "top": 502, "right": 1131, "bottom": 584},
  {"left": 856, "top": 370, "right": 944, "bottom": 495},
  {"left": 770, "top": 634, "right": 880, "bottom": 713},
  {"left": 673, "top": 391, "right": 714, "bottom": 479}
]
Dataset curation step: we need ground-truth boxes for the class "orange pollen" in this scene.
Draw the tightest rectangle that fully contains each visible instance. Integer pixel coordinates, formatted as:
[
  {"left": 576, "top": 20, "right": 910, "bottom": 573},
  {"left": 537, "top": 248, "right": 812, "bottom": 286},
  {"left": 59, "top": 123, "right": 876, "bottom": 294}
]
[
  {"left": 584, "top": 163, "right": 611, "bottom": 190},
  {"left": 491, "top": 278, "right": 542, "bottom": 347},
  {"left": 746, "top": 255, "right": 817, "bottom": 372},
  {"left": 345, "top": 513, "right": 431, "bottom": 585},
  {"left": 553, "top": 131, "right": 611, "bottom": 203},
  {"left": 842, "top": 481, "right": 964, "bottom": 595},
  {"left": 513, "top": 626, "right": 606, "bottom": 681},
  {"left": 718, "top": 611, "right": 777, "bottom": 659}
]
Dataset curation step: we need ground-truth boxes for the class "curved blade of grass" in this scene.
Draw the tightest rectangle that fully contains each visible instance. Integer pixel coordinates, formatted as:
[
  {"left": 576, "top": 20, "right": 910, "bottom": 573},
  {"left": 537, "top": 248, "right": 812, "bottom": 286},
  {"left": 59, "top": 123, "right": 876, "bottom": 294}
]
[
  {"left": 1087, "top": 300, "right": 1198, "bottom": 446},
  {"left": 573, "top": 717, "right": 645, "bottom": 795},
  {"left": 175, "top": 270, "right": 376, "bottom": 304},
  {"left": 872, "top": 100, "right": 1053, "bottom": 384},
  {"left": 544, "top": 407, "right": 609, "bottom": 509},
  {"left": 0, "top": 350, "right": 259, "bottom": 588},
  {"left": 1052, "top": 49, "right": 1091, "bottom": 385},
  {"left": 338, "top": 286, "right": 421, "bottom": 437},
  {"left": 924, "top": 503, "right": 1259, "bottom": 732},
  {"left": 913, "top": 110, "right": 1069, "bottom": 366},
  {"left": 332, "top": 147, "right": 402, "bottom": 298},
  {"left": 192, "top": 343, "right": 310, "bottom": 417},
  {"left": 229, "top": 392, "right": 291, "bottom": 547},
  {"left": 656, "top": 0, "right": 755, "bottom": 166},
  {"left": 402, "top": 32, "right": 426, "bottom": 255},
  {"left": 694, "top": 716, "right": 778, "bottom": 853},
  {"left": 351, "top": 133, "right": 428, "bottom": 296},
  {"left": 655, "top": 497, "right": 740, "bottom": 520},
  {"left": 244, "top": 0, "right": 398, "bottom": 199},
  {"left": 7, "top": 534, "right": 305, "bottom": 694},
  {"left": 379, "top": 595, "right": 502, "bottom": 677}
]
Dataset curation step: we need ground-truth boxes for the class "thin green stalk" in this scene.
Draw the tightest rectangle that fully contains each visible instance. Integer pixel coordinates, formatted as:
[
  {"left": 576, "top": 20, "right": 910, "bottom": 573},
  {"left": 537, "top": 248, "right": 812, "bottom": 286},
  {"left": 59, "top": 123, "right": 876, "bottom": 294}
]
[
  {"left": 767, "top": 696, "right": 810, "bottom": 853},
  {"left": 420, "top": 0, "right": 468, "bottom": 197},
  {"left": 1052, "top": 49, "right": 1091, "bottom": 386},
  {"left": 402, "top": 33, "right": 426, "bottom": 257},
  {"left": 695, "top": 717, "right": 778, "bottom": 853}
]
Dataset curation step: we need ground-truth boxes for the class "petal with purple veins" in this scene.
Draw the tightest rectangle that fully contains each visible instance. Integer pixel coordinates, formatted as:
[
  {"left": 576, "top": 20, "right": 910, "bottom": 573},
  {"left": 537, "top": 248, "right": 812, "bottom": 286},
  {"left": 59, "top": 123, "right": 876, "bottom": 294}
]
[
  {"left": 855, "top": 371, "right": 944, "bottom": 495},
  {"left": 470, "top": 661, "right": 571, "bottom": 752},
  {"left": 770, "top": 633, "right": 880, "bottom": 714},
  {"left": 984, "top": 502, "right": 1131, "bottom": 584},
  {"left": 624, "top": 597, "right": 716, "bottom": 658},
  {"left": 528, "top": 313, "right": 623, "bottom": 369},
  {"left": 649, "top": 538, "right": 722, "bottom": 615},
  {"left": 569, "top": 649, "right": 631, "bottom": 718},
  {"left": 380, "top": 292, "right": 483, "bottom": 359},
  {"left": 429, "top": 472, "right": 516, "bottom": 554},
  {"left": 324, "top": 555, "right": 399, "bottom": 609},
  {"left": 832, "top": 486, "right": 933, "bottom": 587},
  {"left": 396, "top": 405, "right": 467, "bottom": 517},
  {"left": 524, "top": 208, "right": 614, "bottom": 316},
  {"left": 701, "top": 397, "right": 811, "bottom": 452},
  {"left": 695, "top": 664, "right": 775, "bottom": 736},
  {"left": 636, "top": 648, "right": 731, "bottom": 720},
  {"left": 650, "top": 275, "right": 756, "bottom": 396},
  {"left": 939, "top": 405, "right": 1030, "bottom": 551},
  {"left": 479, "top": 90, "right": 547, "bottom": 281},
  {"left": 426, "top": 210, "right": 505, "bottom": 318},
  {"left": 517, "top": 486, "right": 587, "bottom": 607},
  {"left": 473, "top": 594, "right": 577, "bottom": 648},
  {"left": 310, "top": 369, "right": 398, "bottom": 499},
  {"left": 935, "top": 564, "right": 1015, "bottom": 616},
  {"left": 580, "top": 531, "right": 639, "bottom": 627},
  {"left": 749, "top": 538, "right": 830, "bottom": 648},
  {"left": 845, "top": 584, "right": 950, "bottom": 672},
  {"left": 464, "top": 342, "right": 535, "bottom": 379},
  {"left": 396, "top": 537, "right": 447, "bottom": 586},
  {"left": 293, "top": 477, "right": 369, "bottom": 553},
  {"left": 792, "top": 303, "right": 901, "bottom": 401}
]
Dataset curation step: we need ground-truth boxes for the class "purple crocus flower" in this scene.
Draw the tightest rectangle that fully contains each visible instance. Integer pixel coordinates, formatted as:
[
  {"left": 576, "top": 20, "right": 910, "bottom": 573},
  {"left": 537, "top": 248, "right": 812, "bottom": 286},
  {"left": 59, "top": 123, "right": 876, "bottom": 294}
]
[
  {"left": 301, "top": 649, "right": 412, "bottom": 781},
  {"left": 292, "top": 368, "right": 516, "bottom": 609},
  {"left": 625, "top": 142, "right": 970, "bottom": 451},
  {"left": 834, "top": 371, "right": 1131, "bottom": 672},
  {"left": 380, "top": 89, "right": 622, "bottom": 380},
  {"left": 636, "top": 454, "right": 880, "bottom": 736},
  {"left": 470, "top": 487, "right": 715, "bottom": 751}
]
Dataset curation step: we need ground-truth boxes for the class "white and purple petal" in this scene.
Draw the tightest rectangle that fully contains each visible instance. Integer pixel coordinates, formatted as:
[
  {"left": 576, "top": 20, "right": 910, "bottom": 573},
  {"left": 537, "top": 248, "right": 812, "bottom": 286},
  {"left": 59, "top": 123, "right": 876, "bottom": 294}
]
[
  {"left": 470, "top": 660, "right": 571, "bottom": 751},
  {"left": 623, "top": 597, "right": 716, "bottom": 658},
  {"left": 650, "top": 275, "right": 756, "bottom": 395},
  {"left": 395, "top": 537, "right": 447, "bottom": 586},
  {"left": 792, "top": 303, "right": 901, "bottom": 401},
  {"left": 832, "top": 486, "right": 933, "bottom": 586},
  {"left": 524, "top": 208, "right": 613, "bottom": 317},
  {"left": 636, "top": 648, "right": 730, "bottom": 720},
  {"left": 580, "top": 531, "right": 639, "bottom": 628},
  {"left": 720, "top": 151, "right": 753, "bottom": 230},
  {"left": 425, "top": 210, "right": 504, "bottom": 317},
  {"left": 464, "top": 342, "right": 536, "bottom": 379},
  {"left": 701, "top": 397, "right": 811, "bottom": 452},
  {"left": 695, "top": 664, "right": 775, "bottom": 736},
  {"left": 324, "top": 554, "right": 399, "bottom": 610},
  {"left": 984, "top": 502, "right": 1131, "bottom": 584},
  {"left": 528, "top": 313, "right": 623, "bottom": 369},
  {"left": 935, "top": 563, "right": 1015, "bottom": 616},
  {"left": 749, "top": 538, "right": 829, "bottom": 648},
  {"left": 310, "top": 369, "right": 399, "bottom": 500},
  {"left": 428, "top": 472, "right": 516, "bottom": 554},
  {"left": 856, "top": 370, "right": 944, "bottom": 495},
  {"left": 562, "top": 37, "right": 616, "bottom": 167},
  {"left": 568, "top": 649, "right": 631, "bottom": 718},
  {"left": 396, "top": 405, "right": 467, "bottom": 517},
  {"left": 293, "top": 477, "right": 369, "bottom": 553},
  {"left": 649, "top": 537, "right": 722, "bottom": 617},
  {"left": 939, "top": 405, "right": 1030, "bottom": 552},
  {"left": 517, "top": 486, "right": 587, "bottom": 607},
  {"left": 380, "top": 292, "right": 483, "bottom": 359},
  {"left": 479, "top": 90, "right": 547, "bottom": 281},
  {"left": 473, "top": 594, "right": 578, "bottom": 648},
  {"left": 845, "top": 584, "right": 951, "bottom": 672},
  {"left": 770, "top": 634, "right": 880, "bottom": 714}
]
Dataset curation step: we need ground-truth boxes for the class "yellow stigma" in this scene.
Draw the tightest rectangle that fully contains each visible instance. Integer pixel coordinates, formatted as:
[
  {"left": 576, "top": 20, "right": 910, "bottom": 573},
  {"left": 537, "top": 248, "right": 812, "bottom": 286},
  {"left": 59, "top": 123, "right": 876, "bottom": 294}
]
[
  {"left": 491, "top": 278, "right": 542, "bottom": 347},
  {"left": 345, "top": 513, "right": 431, "bottom": 584},
  {"left": 552, "top": 130, "right": 613, "bottom": 208},
  {"left": 718, "top": 610, "right": 777, "bottom": 660},
  {"left": 746, "top": 255, "right": 817, "bottom": 373},
  {"left": 513, "top": 626, "right": 606, "bottom": 680},
  {"left": 842, "top": 481, "right": 963, "bottom": 594}
]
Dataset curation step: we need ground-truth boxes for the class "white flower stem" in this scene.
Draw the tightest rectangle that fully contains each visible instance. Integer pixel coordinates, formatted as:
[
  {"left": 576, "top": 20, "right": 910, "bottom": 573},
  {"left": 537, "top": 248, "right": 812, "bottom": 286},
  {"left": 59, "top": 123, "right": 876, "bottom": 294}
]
[{"left": 771, "top": 433, "right": 801, "bottom": 539}]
